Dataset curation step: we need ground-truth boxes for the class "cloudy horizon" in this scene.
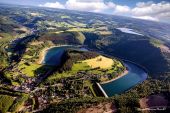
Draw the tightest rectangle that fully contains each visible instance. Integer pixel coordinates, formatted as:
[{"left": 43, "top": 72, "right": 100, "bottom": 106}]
[{"left": 0, "top": 0, "right": 170, "bottom": 23}]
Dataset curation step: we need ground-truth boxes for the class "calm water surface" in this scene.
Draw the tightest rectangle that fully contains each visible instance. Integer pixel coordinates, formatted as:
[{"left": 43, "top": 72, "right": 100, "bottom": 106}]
[
  {"left": 101, "top": 61, "right": 147, "bottom": 97},
  {"left": 42, "top": 46, "right": 147, "bottom": 97},
  {"left": 42, "top": 46, "right": 87, "bottom": 65}
]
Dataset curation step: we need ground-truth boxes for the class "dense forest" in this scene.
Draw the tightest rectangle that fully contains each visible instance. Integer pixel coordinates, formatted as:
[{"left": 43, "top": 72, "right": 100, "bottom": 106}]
[{"left": 58, "top": 49, "right": 99, "bottom": 72}]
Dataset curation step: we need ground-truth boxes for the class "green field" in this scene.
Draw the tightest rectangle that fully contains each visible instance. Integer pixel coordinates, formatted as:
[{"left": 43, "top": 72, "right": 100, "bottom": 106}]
[
  {"left": 150, "top": 38, "right": 164, "bottom": 47},
  {"left": 67, "top": 28, "right": 95, "bottom": 32},
  {"left": 69, "top": 21, "right": 87, "bottom": 27},
  {"left": 48, "top": 62, "right": 91, "bottom": 80},
  {"left": 47, "top": 55, "right": 124, "bottom": 82},
  {"left": 72, "top": 31, "right": 86, "bottom": 44},
  {"left": 0, "top": 95, "right": 14, "bottom": 113},
  {"left": 84, "top": 80, "right": 97, "bottom": 97},
  {"left": 0, "top": 33, "right": 13, "bottom": 41},
  {"left": 18, "top": 61, "right": 42, "bottom": 77},
  {"left": 60, "top": 15, "right": 71, "bottom": 19},
  {"left": 0, "top": 93, "right": 29, "bottom": 113},
  {"left": 0, "top": 33, "right": 14, "bottom": 69}
]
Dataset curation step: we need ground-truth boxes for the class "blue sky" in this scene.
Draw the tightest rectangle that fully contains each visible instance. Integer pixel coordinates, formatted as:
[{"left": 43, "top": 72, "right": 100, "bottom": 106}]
[
  {"left": 0, "top": 0, "right": 170, "bottom": 23},
  {"left": 0, "top": 0, "right": 169, "bottom": 8}
]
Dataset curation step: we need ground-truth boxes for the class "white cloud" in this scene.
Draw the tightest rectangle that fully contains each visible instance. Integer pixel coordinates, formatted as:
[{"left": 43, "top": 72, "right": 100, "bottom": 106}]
[
  {"left": 114, "top": 5, "right": 130, "bottom": 14},
  {"left": 39, "top": 0, "right": 170, "bottom": 23},
  {"left": 107, "top": 2, "right": 130, "bottom": 14},
  {"left": 131, "top": 1, "right": 170, "bottom": 22},
  {"left": 39, "top": 2, "right": 65, "bottom": 9},
  {"left": 136, "top": 1, "right": 154, "bottom": 7},
  {"left": 76, "top": 0, "right": 103, "bottom": 2},
  {"left": 132, "top": 1, "right": 170, "bottom": 16},
  {"left": 65, "top": 0, "right": 108, "bottom": 12}
]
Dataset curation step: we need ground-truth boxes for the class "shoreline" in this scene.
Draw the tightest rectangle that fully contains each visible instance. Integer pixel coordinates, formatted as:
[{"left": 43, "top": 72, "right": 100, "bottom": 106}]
[
  {"left": 100, "top": 70, "right": 129, "bottom": 84},
  {"left": 37, "top": 45, "right": 72, "bottom": 64},
  {"left": 37, "top": 47, "right": 49, "bottom": 64}
]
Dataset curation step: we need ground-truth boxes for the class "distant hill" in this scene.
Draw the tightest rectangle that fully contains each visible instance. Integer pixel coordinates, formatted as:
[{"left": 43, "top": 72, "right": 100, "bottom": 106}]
[
  {"left": 84, "top": 30, "right": 170, "bottom": 77},
  {"left": 1, "top": 4, "right": 170, "bottom": 77}
]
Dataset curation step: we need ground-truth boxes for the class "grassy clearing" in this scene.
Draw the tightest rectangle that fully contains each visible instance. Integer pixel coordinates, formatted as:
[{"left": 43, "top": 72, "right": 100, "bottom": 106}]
[
  {"left": 97, "top": 31, "right": 112, "bottom": 35},
  {"left": 0, "top": 95, "right": 14, "bottom": 113},
  {"left": 72, "top": 62, "right": 90, "bottom": 72},
  {"left": 29, "top": 41, "right": 44, "bottom": 45},
  {"left": 48, "top": 55, "right": 123, "bottom": 79},
  {"left": 46, "top": 55, "right": 124, "bottom": 83},
  {"left": 9, "top": 94, "right": 29, "bottom": 112},
  {"left": 56, "top": 22, "right": 74, "bottom": 28},
  {"left": 22, "top": 55, "right": 33, "bottom": 59},
  {"left": 0, "top": 33, "right": 13, "bottom": 43},
  {"left": 67, "top": 28, "right": 95, "bottom": 32},
  {"left": 18, "top": 61, "right": 41, "bottom": 77},
  {"left": 73, "top": 31, "right": 86, "bottom": 44},
  {"left": 84, "top": 80, "right": 96, "bottom": 97},
  {"left": 0, "top": 33, "right": 13, "bottom": 39},
  {"left": 0, "top": 33, "right": 13, "bottom": 69},
  {"left": 60, "top": 15, "right": 71, "bottom": 19},
  {"left": 54, "top": 31, "right": 64, "bottom": 34},
  {"left": 16, "top": 43, "right": 48, "bottom": 77},
  {"left": 150, "top": 38, "right": 164, "bottom": 47},
  {"left": 48, "top": 62, "right": 90, "bottom": 80},
  {"left": 12, "top": 81, "right": 20, "bottom": 86},
  {"left": 70, "top": 21, "right": 86, "bottom": 27},
  {"left": 38, "top": 21, "right": 75, "bottom": 28},
  {"left": 82, "top": 55, "right": 114, "bottom": 69}
]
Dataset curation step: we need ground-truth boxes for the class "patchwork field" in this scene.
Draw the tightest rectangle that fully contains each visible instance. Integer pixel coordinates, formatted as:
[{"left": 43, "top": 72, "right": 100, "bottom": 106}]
[
  {"left": 82, "top": 55, "right": 114, "bottom": 69},
  {"left": 47, "top": 54, "right": 125, "bottom": 83}
]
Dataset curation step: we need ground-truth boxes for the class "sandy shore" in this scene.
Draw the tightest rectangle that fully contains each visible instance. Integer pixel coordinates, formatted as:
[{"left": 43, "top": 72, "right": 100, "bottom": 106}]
[
  {"left": 100, "top": 70, "right": 129, "bottom": 84},
  {"left": 37, "top": 47, "right": 49, "bottom": 64}
]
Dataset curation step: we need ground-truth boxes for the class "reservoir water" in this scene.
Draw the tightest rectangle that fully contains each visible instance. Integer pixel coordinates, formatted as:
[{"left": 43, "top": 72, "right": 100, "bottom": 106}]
[
  {"left": 42, "top": 46, "right": 147, "bottom": 97},
  {"left": 42, "top": 46, "right": 88, "bottom": 66},
  {"left": 100, "top": 61, "right": 147, "bottom": 97},
  {"left": 42, "top": 46, "right": 67, "bottom": 66}
]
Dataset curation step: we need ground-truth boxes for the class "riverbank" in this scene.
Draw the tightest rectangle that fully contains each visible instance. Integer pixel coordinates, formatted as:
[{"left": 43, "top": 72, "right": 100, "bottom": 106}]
[
  {"left": 37, "top": 46, "right": 57, "bottom": 64},
  {"left": 100, "top": 70, "right": 129, "bottom": 84},
  {"left": 99, "top": 61, "right": 148, "bottom": 97}
]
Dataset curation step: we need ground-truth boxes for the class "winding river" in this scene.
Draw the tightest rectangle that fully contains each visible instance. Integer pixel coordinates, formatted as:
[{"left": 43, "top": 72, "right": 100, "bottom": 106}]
[
  {"left": 100, "top": 61, "right": 147, "bottom": 97},
  {"left": 42, "top": 46, "right": 148, "bottom": 97}
]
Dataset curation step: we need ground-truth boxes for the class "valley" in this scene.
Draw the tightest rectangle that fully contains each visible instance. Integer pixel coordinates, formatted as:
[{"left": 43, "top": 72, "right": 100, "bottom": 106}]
[{"left": 0, "top": 4, "right": 170, "bottom": 113}]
